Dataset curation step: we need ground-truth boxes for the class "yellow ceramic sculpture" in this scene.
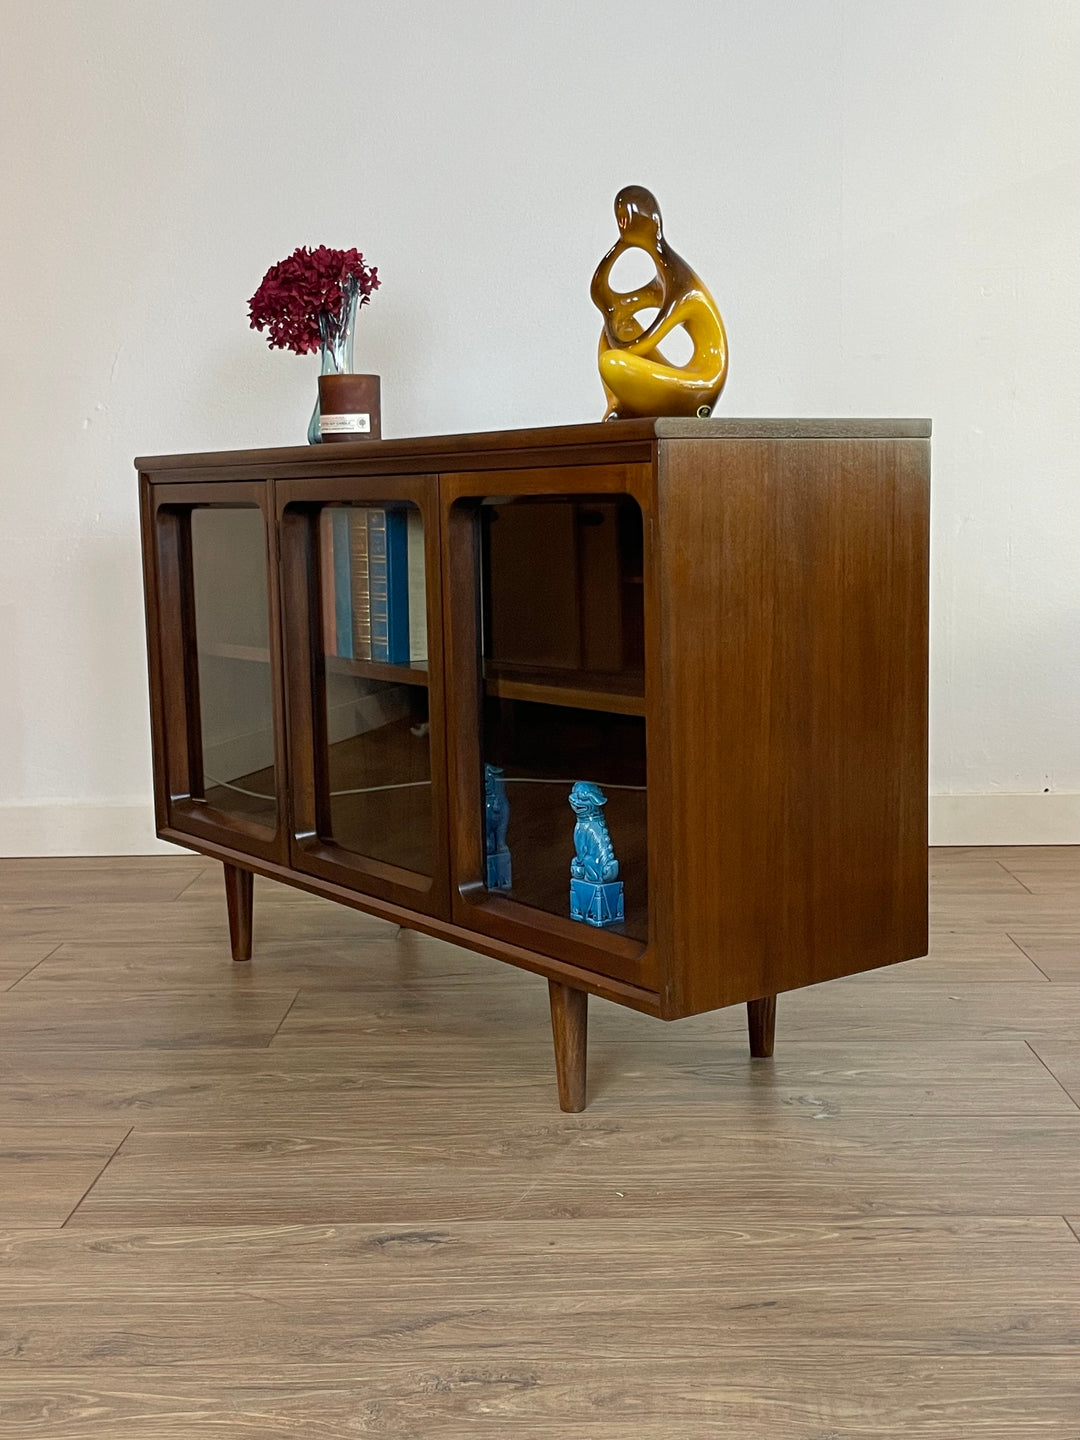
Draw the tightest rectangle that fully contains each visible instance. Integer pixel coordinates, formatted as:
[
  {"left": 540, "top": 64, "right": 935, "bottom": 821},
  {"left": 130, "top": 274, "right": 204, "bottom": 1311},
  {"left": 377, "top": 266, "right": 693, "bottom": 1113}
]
[{"left": 591, "top": 185, "right": 728, "bottom": 420}]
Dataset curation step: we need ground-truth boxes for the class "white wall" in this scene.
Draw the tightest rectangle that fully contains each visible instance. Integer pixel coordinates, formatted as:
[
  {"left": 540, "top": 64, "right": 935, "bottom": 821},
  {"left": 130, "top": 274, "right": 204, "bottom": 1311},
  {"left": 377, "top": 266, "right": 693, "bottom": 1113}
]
[{"left": 0, "top": 0, "right": 1077, "bottom": 854}]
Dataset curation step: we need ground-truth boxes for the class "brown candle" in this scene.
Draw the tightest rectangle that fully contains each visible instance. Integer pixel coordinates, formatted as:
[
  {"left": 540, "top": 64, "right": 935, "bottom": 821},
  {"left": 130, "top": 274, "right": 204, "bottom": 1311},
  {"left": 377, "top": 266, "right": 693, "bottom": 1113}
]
[{"left": 318, "top": 373, "right": 381, "bottom": 442}]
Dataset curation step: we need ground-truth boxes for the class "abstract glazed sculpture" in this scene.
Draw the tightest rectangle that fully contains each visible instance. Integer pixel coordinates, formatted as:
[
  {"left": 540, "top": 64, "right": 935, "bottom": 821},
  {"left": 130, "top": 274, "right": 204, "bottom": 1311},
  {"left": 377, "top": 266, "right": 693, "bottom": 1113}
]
[
  {"left": 484, "top": 763, "right": 512, "bottom": 891},
  {"left": 590, "top": 185, "right": 728, "bottom": 420},
  {"left": 568, "top": 781, "right": 624, "bottom": 928}
]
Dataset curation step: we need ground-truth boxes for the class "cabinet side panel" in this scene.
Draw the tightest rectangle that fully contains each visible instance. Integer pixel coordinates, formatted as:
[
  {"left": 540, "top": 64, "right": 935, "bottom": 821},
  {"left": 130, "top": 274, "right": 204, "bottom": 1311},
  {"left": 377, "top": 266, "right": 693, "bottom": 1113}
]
[{"left": 660, "top": 438, "right": 929, "bottom": 1016}]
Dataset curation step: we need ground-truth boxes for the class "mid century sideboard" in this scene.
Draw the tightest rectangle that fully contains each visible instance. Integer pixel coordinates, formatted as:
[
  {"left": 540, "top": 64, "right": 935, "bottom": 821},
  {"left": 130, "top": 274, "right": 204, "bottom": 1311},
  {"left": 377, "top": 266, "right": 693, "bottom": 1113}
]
[{"left": 138, "top": 418, "right": 930, "bottom": 1109}]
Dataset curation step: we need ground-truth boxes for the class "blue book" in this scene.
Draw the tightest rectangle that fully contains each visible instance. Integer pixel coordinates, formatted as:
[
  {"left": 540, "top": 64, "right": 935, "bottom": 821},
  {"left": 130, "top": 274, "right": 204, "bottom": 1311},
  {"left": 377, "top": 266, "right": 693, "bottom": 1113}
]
[
  {"left": 331, "top": 508, "right": 353, "bottom": 659},
  {"left": 368, "top": 507, "right": 410, "bottom": 664}
]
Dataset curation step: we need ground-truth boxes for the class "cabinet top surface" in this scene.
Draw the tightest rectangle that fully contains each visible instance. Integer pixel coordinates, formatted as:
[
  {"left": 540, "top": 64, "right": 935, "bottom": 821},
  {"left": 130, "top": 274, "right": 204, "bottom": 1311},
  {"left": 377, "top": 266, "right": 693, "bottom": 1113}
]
[{"left": 136, "top": 416, "right": 931, "bottom": 472}]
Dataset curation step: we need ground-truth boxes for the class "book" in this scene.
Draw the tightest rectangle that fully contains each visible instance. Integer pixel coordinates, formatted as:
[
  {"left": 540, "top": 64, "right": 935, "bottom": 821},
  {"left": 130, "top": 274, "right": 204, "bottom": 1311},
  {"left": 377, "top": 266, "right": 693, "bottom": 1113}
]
[
  {"left": 367, "top": 506, "right": 410, "bottom": 664},
  {"left": 407, "top": 507, "right": 427, "bottom": 664},
  {"left": 331, "top": 508, "right": 353, "bottom": 659},
  {"left": 349, "top": 509, "right": 372, "bottom": 661}
]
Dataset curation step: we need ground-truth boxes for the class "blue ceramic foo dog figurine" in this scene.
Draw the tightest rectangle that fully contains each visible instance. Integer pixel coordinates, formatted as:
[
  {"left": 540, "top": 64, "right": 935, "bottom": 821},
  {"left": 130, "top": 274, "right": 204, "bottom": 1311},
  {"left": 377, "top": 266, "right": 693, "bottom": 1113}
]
[
  {"left": 568, "top": 780, "right": 624, "bottom": 927},
  {"left": 484, "top": 763, "right": 512, "bottom": 890}
]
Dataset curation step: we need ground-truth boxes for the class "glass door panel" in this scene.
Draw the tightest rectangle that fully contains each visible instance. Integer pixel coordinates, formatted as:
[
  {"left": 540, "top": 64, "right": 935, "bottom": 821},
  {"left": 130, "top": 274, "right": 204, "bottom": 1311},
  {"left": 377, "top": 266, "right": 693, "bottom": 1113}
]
[
  {"left": 148, "top": 480, "right": 285, "bottom": 864},
  {"left": 279, "top": 478, "right": 448, "bottom": 917},
  {"left": 477, "top": 492, "right": 649, "bottom": 946},
  {"left": 316, "top": 502, "right": 432, "bottom": 876},
  {"left": 482, "top": 698, "right": 648, "bottom": 942},
  {"left": 190, "top": 506, "right": 277, "bottom": 830}
]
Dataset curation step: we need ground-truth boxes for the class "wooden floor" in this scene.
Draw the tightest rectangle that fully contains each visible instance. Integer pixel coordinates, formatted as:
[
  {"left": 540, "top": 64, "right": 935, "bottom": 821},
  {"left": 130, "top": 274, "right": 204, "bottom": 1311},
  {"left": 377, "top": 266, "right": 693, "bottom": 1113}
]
[{"left": 1, "top": 848, "right": 1079, "bottom": 1438}]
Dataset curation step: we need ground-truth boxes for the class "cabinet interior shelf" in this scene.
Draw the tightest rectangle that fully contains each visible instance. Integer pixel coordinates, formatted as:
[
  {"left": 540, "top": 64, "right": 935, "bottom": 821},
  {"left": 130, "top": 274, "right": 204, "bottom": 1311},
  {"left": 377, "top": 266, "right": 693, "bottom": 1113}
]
[
  {"left": 325, "top": 654, "right": 430, "bottom": 687},
  {"left": 199, "top": 642, "right": 430, "bottom": 691},
  {"left": 482, "top": 663, "right": 645, "bottom": 716}
]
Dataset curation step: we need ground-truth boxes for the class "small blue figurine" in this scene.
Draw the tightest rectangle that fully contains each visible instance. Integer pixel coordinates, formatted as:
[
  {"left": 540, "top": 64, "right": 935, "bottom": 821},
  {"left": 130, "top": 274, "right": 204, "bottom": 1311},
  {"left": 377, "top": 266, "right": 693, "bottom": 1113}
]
[
  {"left": 568, "top": 780, "right": 625, "bottom": 927},
  {"left": 484, "top": 763, "right": 512, "bottom": 890}
]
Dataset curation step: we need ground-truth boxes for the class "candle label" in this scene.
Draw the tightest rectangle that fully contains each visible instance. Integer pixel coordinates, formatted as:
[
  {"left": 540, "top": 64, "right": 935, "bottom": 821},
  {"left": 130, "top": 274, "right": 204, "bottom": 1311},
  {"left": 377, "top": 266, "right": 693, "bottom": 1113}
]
[{"left": 320, "top": 412, "right": 371, "bottom": 435}]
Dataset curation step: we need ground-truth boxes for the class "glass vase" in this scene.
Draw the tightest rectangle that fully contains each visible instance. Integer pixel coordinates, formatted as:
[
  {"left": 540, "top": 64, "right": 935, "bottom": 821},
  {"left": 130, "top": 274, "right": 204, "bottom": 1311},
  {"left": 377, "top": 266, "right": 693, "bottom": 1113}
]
[{"left": 308, "top": 277, "right": 359, "bottom": 445}]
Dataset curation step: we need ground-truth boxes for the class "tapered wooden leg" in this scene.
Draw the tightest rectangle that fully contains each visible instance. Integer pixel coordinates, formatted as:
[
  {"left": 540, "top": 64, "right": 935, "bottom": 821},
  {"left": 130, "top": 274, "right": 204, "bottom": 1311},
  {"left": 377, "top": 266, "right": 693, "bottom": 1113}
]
[
  {"left": 548, "top": 980, "right": 588, "bottom": 1112},
  {"left": 223, "top": 863, "right": 253, "bottom": 962},
  {"left": 747, "top": 994, "right": 777, "bottom": 1058}
]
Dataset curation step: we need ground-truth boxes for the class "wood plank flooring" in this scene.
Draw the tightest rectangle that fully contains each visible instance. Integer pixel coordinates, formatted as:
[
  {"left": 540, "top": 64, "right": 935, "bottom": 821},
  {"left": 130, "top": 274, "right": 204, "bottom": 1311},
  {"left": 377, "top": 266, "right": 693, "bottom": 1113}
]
[{"left": 0, "top": 846, "right": 1078, "bottom": 1438}]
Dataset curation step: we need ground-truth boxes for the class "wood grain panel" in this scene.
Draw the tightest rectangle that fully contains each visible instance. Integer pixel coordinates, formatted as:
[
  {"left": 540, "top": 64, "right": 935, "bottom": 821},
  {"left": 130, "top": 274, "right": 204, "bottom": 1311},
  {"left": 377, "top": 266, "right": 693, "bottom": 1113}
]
[
  {"left": 0, "top": 897, "right": 390, "bottom": 944},
  {"left": 13, "top": 934, "right": 432, "bottom": 990},
  {"left": 4, "top": 1214, "right": 1072, "bottom": 1297},
  {"left": 658, "top": 438, "right": 929, "bottom": 1015},
  {"left": 214, "top": 972, "right": 1080, "bottom": 1050},
  {"left": 0, "top": 989, "right": 298, "bottom": 1050},
  {"left": 1026, "top": 1039, "right": 1080, "bottom": 1107},
  {"left": 0, "top": 1126, "right": 130, "bottom": 1226},
  {"left": 0, "top": 857, "right": 207, "bottom": 905},
  {"left": 721, "top": 980, "right": 1080, "bottom": 1043},
  {"left": 2, "top": 850, "right": 1080, "bottom": 1439},
  {"left": 64, "top": 1124, "right": 583, "bottom": 1226},
  {"left": 1007, "top": 928, "right": 1080, "bottom": 981},
  {"left": 0, "top": 1041, "right": 1070, "bottom": 1126},
  {"left": 0, "top": 1358, "right": 1076, "bottom": 1438},
  {"left": 986, "top": 845, "right": 1080, "bottom": 869},
  {"left": 62, "top": 1108, "right": 1080, "bottom": 1226},
  {"left": 931, "top": 900, "right": 1080, "bottom": 931},
  {"left": 992, "top": 855, "right": 1080, "bottom": 894},
  {"left": 839, "top": 948, "right": 1043, "bottom": 983},
  {"left": 3, "top": 1285, "right": 1077, "bottom": 1365},
  {"left": 506, "top": 1111, "right": 1080, "bottom": 1218},
  {"left": 0, "top": 944, "right": 56, "bottom": 989}
]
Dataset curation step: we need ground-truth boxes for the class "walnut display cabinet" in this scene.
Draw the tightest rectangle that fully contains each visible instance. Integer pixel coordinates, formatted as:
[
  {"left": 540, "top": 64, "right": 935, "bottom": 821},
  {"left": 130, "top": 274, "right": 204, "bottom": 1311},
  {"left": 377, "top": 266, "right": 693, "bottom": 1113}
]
[{"left": 138, "top": 419, "right": 930, "bottom": 1110}]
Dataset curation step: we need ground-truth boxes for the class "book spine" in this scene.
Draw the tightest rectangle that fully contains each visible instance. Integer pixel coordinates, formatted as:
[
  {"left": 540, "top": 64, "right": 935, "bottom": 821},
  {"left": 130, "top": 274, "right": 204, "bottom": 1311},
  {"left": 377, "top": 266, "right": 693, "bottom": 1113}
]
[
  {"left": 318, "top": 508, "right": 337, "bottom": 656},
  {"left": 349, "top": 509, "right": 371, "bottom": 661},
  {"left": 331, "top": 508, "right": 353, "bottom": 659},
  {"left": 407, "top": 507, "right": 428, "bottom": 664},
  {"left": 384, "top": 507, "right": 411, "bottom": 664},
  {"left": 368, "top": 507, "right": 411, "bottom": 665}
]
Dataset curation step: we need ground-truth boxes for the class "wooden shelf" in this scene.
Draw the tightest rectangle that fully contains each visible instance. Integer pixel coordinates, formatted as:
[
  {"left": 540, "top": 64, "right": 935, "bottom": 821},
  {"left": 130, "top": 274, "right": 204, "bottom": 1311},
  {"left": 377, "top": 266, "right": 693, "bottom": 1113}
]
[
  {"left": 483, "top": 663, "right": 645, "bottom": 717},
  {"left": 325, "top": 654, "right": 429, "bottom": 687},
  {"left": 198, "top": 643, "right": 430, "bottom": 689},
  {"left": 199, "top": 641, "right": 270, "bottom": 663}
]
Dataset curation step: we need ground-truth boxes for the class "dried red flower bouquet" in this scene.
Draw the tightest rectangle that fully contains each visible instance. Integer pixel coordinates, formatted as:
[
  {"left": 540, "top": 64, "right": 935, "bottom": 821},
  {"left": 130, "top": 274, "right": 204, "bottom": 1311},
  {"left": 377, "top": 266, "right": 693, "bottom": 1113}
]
[{"left": 248, "top": 245, "right": 379, "bottom": 354}]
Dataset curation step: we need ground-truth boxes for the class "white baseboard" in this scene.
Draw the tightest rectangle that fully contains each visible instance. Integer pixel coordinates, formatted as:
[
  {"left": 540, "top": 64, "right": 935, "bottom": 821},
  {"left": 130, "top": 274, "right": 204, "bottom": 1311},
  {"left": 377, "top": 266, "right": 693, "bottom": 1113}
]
[
  {"left": 928, "top": 792, "right": 1080, "bottom": 846},
  {"left": 1, "top": 793, "right": 1077, "bottom": 858},
  {"left": 0, "top": 802, "right": 185, "bottom": 857}
]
